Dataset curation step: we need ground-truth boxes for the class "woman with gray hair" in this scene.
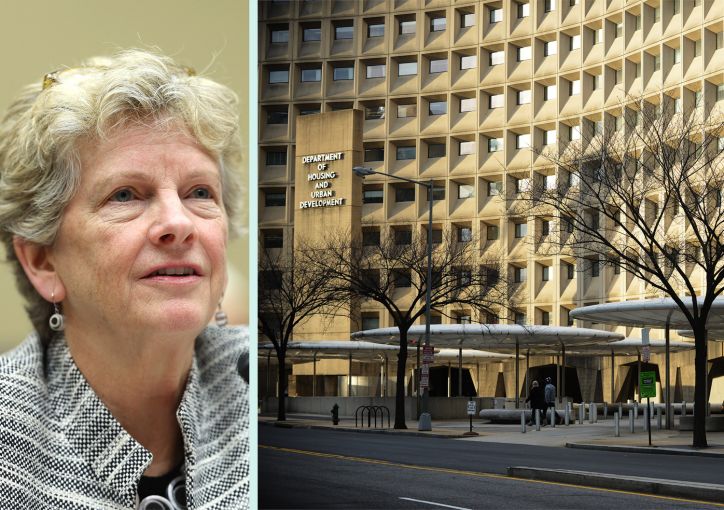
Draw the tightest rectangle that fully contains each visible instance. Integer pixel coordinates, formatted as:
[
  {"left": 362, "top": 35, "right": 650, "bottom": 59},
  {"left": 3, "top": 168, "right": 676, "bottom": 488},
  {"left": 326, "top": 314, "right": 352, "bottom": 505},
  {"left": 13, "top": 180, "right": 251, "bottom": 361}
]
[{"left": 0, "top": 50, "right": 248, "bottom": 509}]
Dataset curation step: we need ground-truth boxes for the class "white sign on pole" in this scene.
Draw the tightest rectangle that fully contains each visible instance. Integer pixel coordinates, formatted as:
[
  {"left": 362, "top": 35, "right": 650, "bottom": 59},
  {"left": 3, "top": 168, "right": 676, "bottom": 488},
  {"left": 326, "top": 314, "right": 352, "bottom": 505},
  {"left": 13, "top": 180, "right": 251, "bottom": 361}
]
[
  {"left": 422, "top": 345, "right": 434, "bottom": 364},
  {"left": 467, "top": 401, "right": 477, "bottom": 416}
]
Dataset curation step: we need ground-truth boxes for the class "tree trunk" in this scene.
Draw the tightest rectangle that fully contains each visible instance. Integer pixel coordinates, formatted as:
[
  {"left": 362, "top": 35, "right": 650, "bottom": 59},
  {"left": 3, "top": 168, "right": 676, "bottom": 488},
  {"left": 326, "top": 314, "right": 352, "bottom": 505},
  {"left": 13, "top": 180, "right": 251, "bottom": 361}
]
[
  {"left": 693, "top": 329, "right": 708, "bottom": 447},
  {"left": 277, "top": 352, "right": 287, "bottom": 422},
  {"left": 394, "top": 332, "right": 408, "bottom": 429}
]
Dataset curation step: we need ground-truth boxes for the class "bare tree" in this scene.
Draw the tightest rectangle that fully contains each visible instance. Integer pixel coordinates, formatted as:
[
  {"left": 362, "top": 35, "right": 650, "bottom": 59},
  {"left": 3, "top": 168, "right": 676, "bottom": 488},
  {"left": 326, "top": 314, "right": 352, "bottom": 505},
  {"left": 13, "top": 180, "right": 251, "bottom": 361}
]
[
  {"left": 302, "top": 228, "right": 509, "bottom": 429},
  {"left": 519, "top": 93, "right": 724, "bottom": 447},
  {"left": 258, "top": 244, "right": 342, "bottom": 421}
]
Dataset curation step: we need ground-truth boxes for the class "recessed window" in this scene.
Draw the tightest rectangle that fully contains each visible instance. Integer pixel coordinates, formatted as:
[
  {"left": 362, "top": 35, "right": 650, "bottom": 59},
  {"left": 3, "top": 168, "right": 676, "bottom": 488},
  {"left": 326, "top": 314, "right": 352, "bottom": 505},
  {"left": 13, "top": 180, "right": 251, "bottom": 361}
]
[
  {"left": 367, "top": 22, "right": 384, "bottom": 38},
  {"left": 430, "top": 15, "right": 447, "bottom": 32},
  {"left": 398, "top": 61, "right": 418, "bottom": 76},
  {"left": 517, "top": 89, "right": 531, "bottom": 105},
  {"left": 397, "top": 103, "right": 417, "bottom": 118},
  {"left": 514, "top": 267, "right": 527, "bottom": 283},
  {"left": 570, "top": 34, "right": 581, "bottom": 50},
  {"left": 694, "top": 39, "right": 701, "bottom": 57},
  {"left": 544, "top": 85, "right": 556, "bottom": 100},
  {"left": 429, "top": 101, "right": 447, "bottom": 115},
  {"left": 428, "top": 230, "right": 443, "bottom": 245},
  {"left": 458, "top": 227, "right": 473, "bottom": 242},
  {"left": 489, "top": 94, "right": 504, "bottom": 109},
  {"left": 363, "top": 188, "right": 384, "bottom": 204},
  {"left": 541, "top": 220, "right": 551, "bottom": 236},
  {"left": 269, "top": 68, "right": 289, "bottom": 84},
  {"left": 362, "top": 229, "right": 381, "bottom": 246},
  {"left": 299, "top": 106, "right": 320, "bottom": 116},
  {"left": 458, "top": 184, "right": 474, "bottom": 198},
  {"left": 335, "top": 24, "right": 354, "bottom": 40},
  {"left": 396, "top": 146, "right": 416, "bottom": 160},
  {"left": 461, "top": 12, "right": 475, "bottom": 28},
  {"left": 270, "top": 27, "right": 289, "bottom": 44},
  {"left": 541, "top": 265, "right": 550, "bottom": 281},
  {"left": 545, "top": 175, "right": 556, "bottom": 189},
  {"left": 544, "top": 40, "right": 557, "bottom": 56},
  {"left": 266, "top": 109, "right": 288, "bottom": 124},
  {"left": 333, "top": 66, "right": 354, "bottom": 80},
  {"left": 361, "top": 314, "right": 380, "bottom": 330},
  {"left": 569, "top": 79, "right": 581, "bottom": 96},
  {"left": 673, "top": 0, "right": 680, "bottom": 14},
  {"left": 303, "top": 26, "right": 322, "bottom": 42},
  {"left": 366, "top": 64, "right": 386, "bottom": 79},
  {"left": 428, "top": 185, "right": 446, "bottom": 201},
  {"left": 265, "top": 150, "right": 287, "bottom": 166},
  {"left": 515, "top": 312, "right": 527, "bottom": 325},
  {"left": 460, "top": 98, "right": 476, "bottom": 112},
  {"left": 514, "top": 222, "right": 527, "bottom": 238},
  {"left": 616, "top": 23, "right": 623, "bottom": 38},
  {"left": 456, "top": 314, "right": 472, "bottom": 325},
  {"left": 517, "top": 2, "right": 530, "bottom": 18},
  {"left": 487, "top": 181, "right": 503, "bottom": 196},
  {"left": 566, "top": 263, "right": 575, "bottom": 279},
  {"left": 544, "top": 129, "right": 556, "bottom": 145},
  {"left": 487, "top": 225, "right": 499, "bottom": 240},
  {"left": 635, "top": 15, "right": 641, "bottom": 30},
  {"left": 392, "top": 269, "right": 412, "bottom": 287},
  {"left": 364, "top": 105, "right": 385, "bottom": 120},
  {"left": 515, "top": 177, "right": 530, "bottom": 193},
  {"left": 399, "top": 19, "right": 416, "bottom": 35},
  {"left": 569, "top": 125, "right": 581, "bottom": 140},
  {"left": 593, "top": 28, "right": 603, "bottom": 44},
  {"left": 517, "top": 46, "right": 532, "bottom": 61},
  {"left": 364, "top": 147, "right": 384, "bottom": 162},
  {"left": 459, "top": 141, "right": 475, "bottom": 155},
  {"left": 541, "top": 311, "right": 550, "bottom": 325},
  {"left": 489, "top": 50, "right": 504, "bottom": 66},
  {"left": 544, "top": 0, "right": 556, "bottom": 12},
  {"left": 590, "top": 259, "right": 600, "bottom": 277},
  {"left": 428, "top": 143, "right": 446, "bottom": 158},
  {"left": 516, "top": 134, "right": 530, "bottom": 149},
  {"left": 300, "top": 68, "right": 321, "bottom": 82},
  {"left": 654, "top": 54, "right": 661, "bottom": 71},
  {"left": 673, "top": 47, "right": 681, "bottom": 64},
  {"left": 489, "top": 7, "right": 503, "bottom": 23},
  {"left": 488, "top": 137, "right": 504, "bottom": 153},
  {"left": 429, "top": 58, "right": 448, "bottom": 74},
  {"left": 395, "top": 188, "right": 415, "bottom": 202},
  {"left": 262, "top": 229, "right": 284, "bottom": 249},
  {"left": 718, "top": 84, "right": 724, "bottom": 101},
  {"left": 460, "top": 55, "right": 477, "bottom": 70},
  {"left": 264, "top": 190, "right": 286, "bottom": 207},
  {"left": 592, "top": 74, "right": 601, "bottom": 90}
]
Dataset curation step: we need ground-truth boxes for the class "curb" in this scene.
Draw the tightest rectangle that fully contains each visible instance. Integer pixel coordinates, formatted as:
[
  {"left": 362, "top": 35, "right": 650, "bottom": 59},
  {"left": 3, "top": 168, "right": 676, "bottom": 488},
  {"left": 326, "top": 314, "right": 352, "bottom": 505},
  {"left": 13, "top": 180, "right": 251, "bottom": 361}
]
[
  {"left": 566, "top": 442, "right": 724, "bottom": 458},
  {"left": 260, "top": 420, "right": 462, "bottom": 439},
  {"left": 507, "top": 466, "right": 724, "bottom": 503}
]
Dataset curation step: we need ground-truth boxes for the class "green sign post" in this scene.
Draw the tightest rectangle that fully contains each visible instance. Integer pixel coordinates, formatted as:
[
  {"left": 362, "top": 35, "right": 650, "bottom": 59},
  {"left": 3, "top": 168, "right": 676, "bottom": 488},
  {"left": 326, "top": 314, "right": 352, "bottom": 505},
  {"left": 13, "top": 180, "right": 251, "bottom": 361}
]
[{"left": 639, "top": 371, "right": 656, "bottom": 446}]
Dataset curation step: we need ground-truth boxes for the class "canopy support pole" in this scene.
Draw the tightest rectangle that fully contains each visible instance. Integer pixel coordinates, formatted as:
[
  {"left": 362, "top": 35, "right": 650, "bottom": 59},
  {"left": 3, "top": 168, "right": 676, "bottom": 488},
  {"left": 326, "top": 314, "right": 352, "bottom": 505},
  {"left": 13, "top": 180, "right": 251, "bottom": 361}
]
[
  {"left": 458, "top": 347, "right": 463, "bottom": 397},
  {"left": 665, "top": 312, "right": 673, "bottom": 429},
  {"left": 515, "top": 339, "right": 520, "bottom": 408},
  {"left": 348, "top": 353, "right": 352, "bottom": 397},
  {"left": 476, "top": 361, "right": 480, "bottom": 397},
  {"left": 384, "top": 355, "right": 388, "bottom": 397},
  {"left": 266, "top": 350, "right": 271, "bottom": 398},
  {"left": 525, "top": 349, "right": 530, "bottom": 401},
  {"left": 561, "top": 343, "right": 567, "bottom": 402},
  {"left": 312, "top": 352, "right": 317, "bottom": 397},
  {"left": 611, "top": 349, "right": 615, "bottom": 404}
]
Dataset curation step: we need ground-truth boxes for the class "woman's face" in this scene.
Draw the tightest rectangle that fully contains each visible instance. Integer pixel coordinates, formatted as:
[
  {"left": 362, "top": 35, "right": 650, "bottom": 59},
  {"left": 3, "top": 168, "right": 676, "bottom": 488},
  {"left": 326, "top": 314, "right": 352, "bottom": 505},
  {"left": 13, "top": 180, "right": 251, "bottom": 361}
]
[{"left": 48, "top": 125, "right": 228, "bottom": 338}]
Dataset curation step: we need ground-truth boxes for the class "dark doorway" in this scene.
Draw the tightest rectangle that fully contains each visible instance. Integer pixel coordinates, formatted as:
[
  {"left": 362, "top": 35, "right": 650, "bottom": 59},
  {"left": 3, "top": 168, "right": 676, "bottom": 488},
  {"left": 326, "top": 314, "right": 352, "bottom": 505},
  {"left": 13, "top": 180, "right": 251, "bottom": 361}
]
[
  {"left": 521, "top": 364, "right": 582, "bottom": 402},
  {"left": 428, "top": 366, "right": 476, "bottom": 397}
]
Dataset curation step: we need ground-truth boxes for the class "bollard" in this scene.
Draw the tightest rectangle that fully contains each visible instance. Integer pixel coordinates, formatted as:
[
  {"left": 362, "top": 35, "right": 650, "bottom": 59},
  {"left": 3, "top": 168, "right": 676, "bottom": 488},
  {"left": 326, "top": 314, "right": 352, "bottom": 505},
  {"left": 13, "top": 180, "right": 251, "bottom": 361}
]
[
  {"left": 551, "top": 405, "right": 556, "bottom": 428},
  {"left": 643, "top": 405, "right": 649, "bottom": 432},
  {"left": 633, "top": 402, "right": 638, "bottom": 420},
  {"left": 589, "top": 403, "right": 594, "bottom": 424},
  {"left": 603, "top": 402, "right": 608, "bottom": 421},
  {"left": 580, "top": 403, "right": 586, "bottom": 424},
  {"left": 565, "top": 404, "right": 570, "bottom": 426},
  {"left": 682, "top": 400, "right": 686, "bottom": 416},
  {"left": 614, "top": 411, "right": 620, "bottom": 437},
  {"left": 656, "top": 406, "right": 662, "bottom": 430},
  {"left": 535, "top": 409, "right": 541, "bottom": 431},
  {"left": 629, "top": 409, "right": 635, "bottom": 433},
  {"left": 618, "top": 403, "right": 623, "bottom": 419},
  {"left": 521, "top": 411, "right": 526, "bottom": 433}
]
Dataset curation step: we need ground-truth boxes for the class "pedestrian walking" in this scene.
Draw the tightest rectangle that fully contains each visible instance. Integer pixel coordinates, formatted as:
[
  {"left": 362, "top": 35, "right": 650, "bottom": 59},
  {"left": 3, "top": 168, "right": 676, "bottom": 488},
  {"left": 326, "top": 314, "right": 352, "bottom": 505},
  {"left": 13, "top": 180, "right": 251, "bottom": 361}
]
[
  {"left": 525, "top": 380, "right": 546, "bottom": 426},
  {"left": 544, "top": 377, "right": 558, "bottom": 425}
]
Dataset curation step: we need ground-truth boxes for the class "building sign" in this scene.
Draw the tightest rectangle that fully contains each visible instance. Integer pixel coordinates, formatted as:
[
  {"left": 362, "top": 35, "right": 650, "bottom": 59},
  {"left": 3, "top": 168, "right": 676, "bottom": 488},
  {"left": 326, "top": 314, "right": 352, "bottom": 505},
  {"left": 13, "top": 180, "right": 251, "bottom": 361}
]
[
  {"left": 639, "top": 371, "right": 656, "bottom": 399},
  {"left": 299, "top": 152, "right": 347, "bottom": 209}
]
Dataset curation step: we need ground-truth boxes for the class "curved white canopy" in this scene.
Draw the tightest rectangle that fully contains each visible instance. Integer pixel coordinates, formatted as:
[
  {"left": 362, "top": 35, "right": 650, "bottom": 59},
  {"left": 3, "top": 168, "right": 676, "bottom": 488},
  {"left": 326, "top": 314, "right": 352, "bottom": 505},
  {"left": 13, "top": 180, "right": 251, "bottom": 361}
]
[
  {"left": 676, "top": 329, "right": 724, "bottom": 341},
  {"left": 351, "top": 324, "right": 623, "bottom": 352},
  {"left": 259, "top": 341, "right": 399, "bottom": 361},
  {"left": 569, "top": 298, "right": 724, "bottom": 328},
  {"left": 567, "top": 338, "right": 695, "bottom": 356},
  {"left": 434, "top": 348, "right": 514, "bottom": 361}
]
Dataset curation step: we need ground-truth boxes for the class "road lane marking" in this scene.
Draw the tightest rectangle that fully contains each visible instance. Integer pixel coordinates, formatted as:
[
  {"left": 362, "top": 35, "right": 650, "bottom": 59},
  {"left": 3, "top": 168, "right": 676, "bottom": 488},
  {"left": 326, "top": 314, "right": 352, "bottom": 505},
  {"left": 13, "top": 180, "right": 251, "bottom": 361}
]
[
  {"left": 260, "top": 444, "right": 724, "bottom": 508},
  {"left": 399, "top": 497, "right": 471, "bottom": 510}
]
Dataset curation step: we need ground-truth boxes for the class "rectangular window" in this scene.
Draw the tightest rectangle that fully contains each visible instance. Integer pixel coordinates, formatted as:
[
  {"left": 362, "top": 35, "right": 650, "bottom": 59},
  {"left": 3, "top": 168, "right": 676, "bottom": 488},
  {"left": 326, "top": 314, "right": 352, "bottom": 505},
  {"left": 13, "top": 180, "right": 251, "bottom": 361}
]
[
  {"left": 488, "top": 137, "right": 503, "bottom": 152},
  {"left": 570, "top": 34, "right": 581, "bottom": 50},
  {"left": 271, "top": 29, "right": 289, "bottom": 44},
  {"left": 634, "top": 62, "right": 641, "bottom": 78},
  {"left": 515, "top": 177, "right": 530, "bottom": 193},
  {"left": 487, "top": 225, "right": 499, "bottom": 240},
  {"left": 541, "top": 220, "right": 551, "bottom": 236},
  {"left": 514, "top": 267, "right": 527, "bottom": 283},
  {"left": 461, "top": 12, "right": 475, "bottom": 28},
  {"left": 592, "top": 74, "right": 601, "bottom": 90},
  {"left": 262, "top": 230, "right": 284, "bottom": 249},
  {"left": 544, "top": 0, "right": 556, "bottom": 12},
  {"left": 515, "top": 312, "right": 527, "bottom": 325},
  {"left": 460, "top": 98, "right": 476, "bottom": 112},
  {"left": 545, "top": 174, "right": 556, "bottom": 189},
  {"left": 719, "top": 84, "right": 724, "bottom": 101},
  {"left": 266, "top": 110, "right": 288, "bottom": 124},
  {"left": 396, "top": 146, "right": 416, "bottom": 160},
  {"left": 518, "top": 2, "right": 530, "bottom": 18},
  {"left": 516, "top": 134, "right": 530, "bottom": 149},
  {"left": 591, "top": 259, "right": 600, "bottom": 277},
  {"left": 299, "top": 107, "right": 320, "bottom": 116},
  {"left": 364, "top": 106, "right": 385, "bottom": 120},
  {"left": 392, "top": 269, "right": 411, "bottom": 287},
  {"left": 541, "top": 265, "right": 550, "bottom": 281},
  {"left": 517, "top": 46, "right": 532, "bottom": 61},
  {"left": 303, "top": 27, "right": 321, "bottom": 41},
  {"left": 545, "top": 129, "right": 556, "bottom": 145},
  {"left": 673, "top": 47, "right": 681, "bottom": 64},
  {"left": 544, "top": 40, "right": 557, "bottom": 56},
  {"left": 364, "top": 147, "right": 384, "bottom": 162},
  {"left": 489, "top": 8, "right": 503, "bottom": 23},
  {"left": 362, "top": 230, "right": 380, "bottom": 246},
  {"left": 517, "top": 89, "right": 531, "bottom": 105},
  {"left": 569, "top": 79, "right": 581, "bottom": 95},
  {"left": 395, "top": 188, "right": 415, "bottom": 202},
  {"left": 544, "top": 85, "right": 556, "bottom": 100},
  {"left": 616, "top": 23, "right": 623, "bottom": 38},
  {"left": 300, "top": 68, "right": 321, "bottom": 82},
  {"left": 570, "top": 125, "right": 581, "bottom": 140},
  {"left": 487, "top": 181, "right": 503, "bottom": 196},
  {"left": 361, "top": 314, "right": 379, "bottom": 330},
  {"left": 428, "top": 143, "right": 446, "bottom": 158},
  {"left": 489, "top": 94, "right": 504, "bottom": 109},
  {"left": 428, "top": 230, "right": 443, "bottom": 244},
  {"left": 264, "top": 190, "right": 286, "bottom": 207},
  {"left": 566, "top": 263, "right": 575, "bottom": 279},
  {"left": 635, "top": 15, "right": 641, "bottom": 30},
  {"left": 673, "top": 0, "right": 680, "bottom": 14},
  {"left": 366, "top": 64, "right": 385, "bottom": 79},
  {"left": 429, "top": 101, "right": 447, "bottom": 115},
  {"left": 654, "top": 54, "right": 661, "bottom": 71},
  {"left": 541, "top": 311, "right": 550, "bottom": 325},
  {"left": 654, "top": 7, "right": 661, "bottom": 22},
  {"left": 594, "top": 28, "right": 603, "bottom": 44},
  {"left": 335, "top": 25, "right": 354, "bottom": 40},
  {"left": 265, "top": 150, "right": 287, "bottom": 166},
  {"left": 456, "top": 314, "right": 472, "bottom": 325},
  {"left": 459, "top": 141, "right": 475, "bottom": 155},
  {"left": 397, "top": 103, "right": 417, "bottom": 118},
  {"left": 429, "top": 58, "right": 448, "bottom": 73},
  {"left": 398, "top": 61, "right": 418, "bottom": 76},
  {"left": 431, "top": 16, "right": 447, "bottom": 31},
  {"left": 333, "top": 66, "right": 354, "bottom": 80},
  {"left": 460, "top": 55, "right": 477, "bottom": 70},
  {"left": 399, "top": 19, "right": 416, "bottom": 35},
  {"left": 514, "top": 222, "right": 527, "bottom": 238},
  {"left": 489, "top": 50, "right": 504, "bottom": 66},
  {"left": 367, "top": 22, "right": 384, "bottom": 38},
  {"left": 458, "top": 184, "right": 474, "bottom": 198},
  {"left": 694, "top": 39, "right": 701, "bottom": 57},
  {"left": 457, "top": 227, "right": 473, "bottom": 242},
  {"left": 363, "top": 188, "right": 383, "bottom": 204},
  {"left": 269, "top": 69, "right": 289, "bottom": 84}
]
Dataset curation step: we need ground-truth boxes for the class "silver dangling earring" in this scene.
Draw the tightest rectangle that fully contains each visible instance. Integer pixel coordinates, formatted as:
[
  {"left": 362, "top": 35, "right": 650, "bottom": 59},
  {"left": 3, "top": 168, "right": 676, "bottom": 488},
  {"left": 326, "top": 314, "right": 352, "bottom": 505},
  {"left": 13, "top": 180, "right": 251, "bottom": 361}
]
[
  {"left": 215, "top": 301, "right": 228, "bottom": 327},
  {"left": 49, "top": 292, "right": 65, "bottom": 332}
]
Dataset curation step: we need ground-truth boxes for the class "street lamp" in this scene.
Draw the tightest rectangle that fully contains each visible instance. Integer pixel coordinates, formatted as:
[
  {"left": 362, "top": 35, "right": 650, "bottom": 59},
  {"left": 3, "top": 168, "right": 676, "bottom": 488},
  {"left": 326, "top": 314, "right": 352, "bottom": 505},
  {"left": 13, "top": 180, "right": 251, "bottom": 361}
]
[{"left": 353, "top": 166, "right": 434, "bottom": 431}]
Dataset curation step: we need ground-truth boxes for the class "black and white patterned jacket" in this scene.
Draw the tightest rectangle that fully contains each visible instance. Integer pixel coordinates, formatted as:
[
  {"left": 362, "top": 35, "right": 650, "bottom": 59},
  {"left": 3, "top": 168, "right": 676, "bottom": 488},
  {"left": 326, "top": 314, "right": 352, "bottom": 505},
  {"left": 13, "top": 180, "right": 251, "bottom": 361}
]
[{"left": 0, "top": 326, "right": 249, "bottom": 509}]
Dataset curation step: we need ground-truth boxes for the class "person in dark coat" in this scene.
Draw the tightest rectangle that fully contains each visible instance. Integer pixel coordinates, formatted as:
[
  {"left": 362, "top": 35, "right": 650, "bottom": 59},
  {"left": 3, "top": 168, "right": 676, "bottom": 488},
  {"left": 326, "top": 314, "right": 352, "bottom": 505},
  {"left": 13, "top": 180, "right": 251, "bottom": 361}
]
[{"left": 525, "top": 380, "right": 546, "bottom": 426}]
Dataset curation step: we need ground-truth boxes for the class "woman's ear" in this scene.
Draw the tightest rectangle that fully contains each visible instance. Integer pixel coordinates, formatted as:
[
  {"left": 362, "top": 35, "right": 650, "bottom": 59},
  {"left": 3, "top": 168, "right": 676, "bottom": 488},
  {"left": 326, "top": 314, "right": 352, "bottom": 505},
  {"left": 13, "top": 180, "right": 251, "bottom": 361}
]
[{"left": 12, "top": 237, "right": 66, "bottom": 302}]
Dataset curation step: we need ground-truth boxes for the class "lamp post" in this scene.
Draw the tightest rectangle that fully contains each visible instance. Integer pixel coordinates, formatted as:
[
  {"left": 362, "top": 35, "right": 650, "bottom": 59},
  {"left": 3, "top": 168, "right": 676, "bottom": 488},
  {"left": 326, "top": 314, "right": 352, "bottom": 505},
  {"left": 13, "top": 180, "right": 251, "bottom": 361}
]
[{"left": 353, "top": 166, "right": 434, "bottom": 431}]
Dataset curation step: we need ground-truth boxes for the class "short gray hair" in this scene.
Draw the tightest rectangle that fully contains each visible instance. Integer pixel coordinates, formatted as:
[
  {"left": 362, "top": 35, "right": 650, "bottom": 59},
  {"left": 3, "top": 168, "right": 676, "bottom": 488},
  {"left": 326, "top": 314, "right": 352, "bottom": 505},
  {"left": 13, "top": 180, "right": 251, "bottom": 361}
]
[{"left": 0, "top": 49, "right": 243, "bottom": 342}]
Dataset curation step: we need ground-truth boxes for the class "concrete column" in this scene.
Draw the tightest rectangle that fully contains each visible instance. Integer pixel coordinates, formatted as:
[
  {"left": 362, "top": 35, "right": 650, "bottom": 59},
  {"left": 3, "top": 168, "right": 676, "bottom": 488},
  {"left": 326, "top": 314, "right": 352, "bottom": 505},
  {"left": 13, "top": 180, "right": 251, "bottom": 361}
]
[
  {"left": 561, "top": 343, "right": 566, "bottom": 401},
  {"left": 458, "top": 347, "right": 462, "bottom": 397}
]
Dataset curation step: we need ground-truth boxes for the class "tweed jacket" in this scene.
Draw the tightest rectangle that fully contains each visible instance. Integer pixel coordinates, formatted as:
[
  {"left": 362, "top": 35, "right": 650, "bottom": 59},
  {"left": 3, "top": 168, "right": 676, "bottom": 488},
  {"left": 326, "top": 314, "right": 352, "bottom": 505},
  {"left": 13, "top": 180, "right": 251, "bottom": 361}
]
[{"left": 0, "top": 326, "right": 249, "bottom": 509}]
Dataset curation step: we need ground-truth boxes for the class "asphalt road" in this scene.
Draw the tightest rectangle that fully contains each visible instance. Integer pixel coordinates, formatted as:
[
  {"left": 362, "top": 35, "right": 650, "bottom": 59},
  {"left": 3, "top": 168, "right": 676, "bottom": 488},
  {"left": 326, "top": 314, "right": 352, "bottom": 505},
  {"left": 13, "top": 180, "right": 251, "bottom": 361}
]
[{"left": 260, "top": 425, "right": 724, "bottom": 509}]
